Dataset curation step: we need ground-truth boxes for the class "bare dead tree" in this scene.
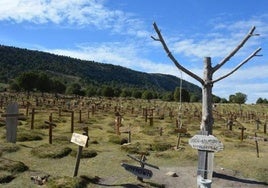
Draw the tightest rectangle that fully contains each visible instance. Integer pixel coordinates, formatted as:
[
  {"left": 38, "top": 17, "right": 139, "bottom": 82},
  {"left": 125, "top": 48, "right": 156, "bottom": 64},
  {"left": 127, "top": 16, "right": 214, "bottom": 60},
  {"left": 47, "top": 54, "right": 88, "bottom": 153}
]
[{"left": 152, "top": 22, "right": 261, "bottom": 135}]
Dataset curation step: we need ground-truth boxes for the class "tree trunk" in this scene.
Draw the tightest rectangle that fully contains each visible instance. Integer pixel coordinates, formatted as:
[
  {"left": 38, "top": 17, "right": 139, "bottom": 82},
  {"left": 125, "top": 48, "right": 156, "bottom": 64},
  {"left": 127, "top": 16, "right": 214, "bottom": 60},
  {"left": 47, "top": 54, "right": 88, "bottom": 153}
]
[{"left": 201, "top": 57, "right": 214, "bottom": 135}]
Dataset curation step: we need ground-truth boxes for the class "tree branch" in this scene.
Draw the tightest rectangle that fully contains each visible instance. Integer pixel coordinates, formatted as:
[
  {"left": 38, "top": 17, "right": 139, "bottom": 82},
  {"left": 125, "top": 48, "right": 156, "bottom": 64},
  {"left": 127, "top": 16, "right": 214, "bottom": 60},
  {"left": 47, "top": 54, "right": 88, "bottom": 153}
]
[
  {"left": 212, "top": 47, "right": 261, "bottom": 84},
  {"left": 213, "top": 26, "right": 257, "bottom": 73},
  {"left": 152, "top": 22, "right": 204, "bottom": 85}
]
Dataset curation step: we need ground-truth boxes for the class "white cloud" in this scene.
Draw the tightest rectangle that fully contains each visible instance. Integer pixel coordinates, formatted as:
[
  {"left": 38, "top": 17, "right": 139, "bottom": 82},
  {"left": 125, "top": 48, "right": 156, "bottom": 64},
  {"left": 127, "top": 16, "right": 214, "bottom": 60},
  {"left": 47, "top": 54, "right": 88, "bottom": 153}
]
[{"left": 0, "top": 0, "right": 149, "bottom": 37}]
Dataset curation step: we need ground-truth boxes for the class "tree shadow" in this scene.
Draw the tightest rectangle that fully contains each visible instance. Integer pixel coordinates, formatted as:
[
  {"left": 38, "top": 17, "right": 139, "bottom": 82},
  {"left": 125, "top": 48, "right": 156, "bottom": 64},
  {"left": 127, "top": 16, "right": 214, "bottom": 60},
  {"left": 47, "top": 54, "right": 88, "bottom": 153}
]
[
  {"left": 94, "top": 181, "right": 165, "bottom": 188},
  {"left": 79, "top": 175, "right": 165, "bottom": 188},
  {"left": 213, "top": 171, "right": 268, "bottom": 186}
]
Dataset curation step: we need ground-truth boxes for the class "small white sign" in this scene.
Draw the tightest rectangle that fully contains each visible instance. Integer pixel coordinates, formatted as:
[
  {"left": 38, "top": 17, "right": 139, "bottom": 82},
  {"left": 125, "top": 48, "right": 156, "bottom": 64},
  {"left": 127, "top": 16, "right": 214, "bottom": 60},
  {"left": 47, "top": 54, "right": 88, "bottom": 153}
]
[
  {"left": 189, "top": 134, "right": 223, "bottom": 152},
  {"left": 71, "top": 133, "right": 88, "bottom": 147}
]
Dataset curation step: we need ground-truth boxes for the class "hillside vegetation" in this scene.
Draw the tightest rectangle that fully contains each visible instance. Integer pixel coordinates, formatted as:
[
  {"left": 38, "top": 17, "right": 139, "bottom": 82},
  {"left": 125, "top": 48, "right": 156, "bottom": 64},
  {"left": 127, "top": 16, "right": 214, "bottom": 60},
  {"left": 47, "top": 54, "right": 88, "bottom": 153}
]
[{"left": 0, "top": 45, "right": 202, "bottom": 99}]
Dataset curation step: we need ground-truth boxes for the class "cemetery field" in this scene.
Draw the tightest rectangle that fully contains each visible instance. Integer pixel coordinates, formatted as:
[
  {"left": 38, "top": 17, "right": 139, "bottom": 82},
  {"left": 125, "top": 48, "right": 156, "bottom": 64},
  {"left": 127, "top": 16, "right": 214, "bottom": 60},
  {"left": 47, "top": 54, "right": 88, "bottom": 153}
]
[{"left": 0, "top": 92, "right": 267, "bottom": 187}]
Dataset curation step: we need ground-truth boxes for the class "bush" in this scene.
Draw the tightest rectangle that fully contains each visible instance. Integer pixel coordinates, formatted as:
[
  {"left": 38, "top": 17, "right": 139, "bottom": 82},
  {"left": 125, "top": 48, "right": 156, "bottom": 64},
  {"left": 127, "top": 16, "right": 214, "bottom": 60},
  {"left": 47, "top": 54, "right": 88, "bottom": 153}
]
[
  {"left": 121, "top": 142, "right": 150, "bottom": 155},
  {"left": 108, "top": 135, "right": 121, "bottom": 144},
  {"left": 47, "top": 175, "right": 100, "bottom": 188},
  {"left": 151, "top": 142, "right": 172, "bottom": 152},
  {"left": 17, "top": 131, "right": 43, "bottom": 142},
  {"left": 31, "top": 144, "right": 72, "bottom": 158},
  {"left": 0, "top": 171, "right": 15, "bottom": 183},
  {"left": 71, "top": 149, "right": 98, "bottom": 158},
  {"left": 0, "top": 158, "right": 28, "bottom": 173},
  {"left": 0, "top": 143, "right": 20, "bottom": 153}
]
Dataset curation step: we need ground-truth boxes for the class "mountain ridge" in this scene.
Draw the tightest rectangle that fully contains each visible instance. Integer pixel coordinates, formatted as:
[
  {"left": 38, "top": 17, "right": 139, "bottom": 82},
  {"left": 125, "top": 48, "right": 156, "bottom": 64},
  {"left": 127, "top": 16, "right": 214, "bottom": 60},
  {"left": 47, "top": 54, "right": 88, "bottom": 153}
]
[{"left": 0, "top": 44, "right": 202, "bottom": 98}]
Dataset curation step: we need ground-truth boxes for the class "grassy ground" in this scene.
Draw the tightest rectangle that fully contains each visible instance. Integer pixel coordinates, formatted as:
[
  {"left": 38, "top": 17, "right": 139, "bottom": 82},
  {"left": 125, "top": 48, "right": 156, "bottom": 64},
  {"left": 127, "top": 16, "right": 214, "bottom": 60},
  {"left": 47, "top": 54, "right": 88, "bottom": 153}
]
[{"left": 0, "top": 93, "right": 267, "bottom": 187}]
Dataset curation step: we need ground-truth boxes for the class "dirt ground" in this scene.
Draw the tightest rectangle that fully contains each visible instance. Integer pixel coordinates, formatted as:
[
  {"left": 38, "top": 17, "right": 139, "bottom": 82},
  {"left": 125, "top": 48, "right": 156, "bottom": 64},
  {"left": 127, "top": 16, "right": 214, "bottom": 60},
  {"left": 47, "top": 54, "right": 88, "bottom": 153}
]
[{"left": 97, "top": 166, "right": 268, "bottom": 188}]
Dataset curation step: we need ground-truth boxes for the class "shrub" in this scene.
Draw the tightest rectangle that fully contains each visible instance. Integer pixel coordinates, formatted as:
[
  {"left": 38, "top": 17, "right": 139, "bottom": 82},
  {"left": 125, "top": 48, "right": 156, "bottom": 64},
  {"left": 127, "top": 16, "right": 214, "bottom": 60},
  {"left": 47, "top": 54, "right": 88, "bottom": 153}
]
[
  {"left": 0, "top": 171, "right": 15, "bottom": 183},
  {"left": 71, "top": 149, "right": 98, "bottom": 158},
  {"left": 0, "top": 158, "right": 28, "bottom": 173},
  {"left": 17, "top": 131, "right": 43, "bottom": 142},
  {"left": 31, "top": 144, "right": 72, "bottom": 158},
  {"left": 0, "top": 143, "right": 20, "bottom": 153}
]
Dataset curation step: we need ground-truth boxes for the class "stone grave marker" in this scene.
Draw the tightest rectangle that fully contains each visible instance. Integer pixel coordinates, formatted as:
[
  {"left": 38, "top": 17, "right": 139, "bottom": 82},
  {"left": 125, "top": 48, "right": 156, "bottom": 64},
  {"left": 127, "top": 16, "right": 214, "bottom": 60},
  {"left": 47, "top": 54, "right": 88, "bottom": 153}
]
[{"left": 1, "top": 102, "right": 23, "bottom": 143}]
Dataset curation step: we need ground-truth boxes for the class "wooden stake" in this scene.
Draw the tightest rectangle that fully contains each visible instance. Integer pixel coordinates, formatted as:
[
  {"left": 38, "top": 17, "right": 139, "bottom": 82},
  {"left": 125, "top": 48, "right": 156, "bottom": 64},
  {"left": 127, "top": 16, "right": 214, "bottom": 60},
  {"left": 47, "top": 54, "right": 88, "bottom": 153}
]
[
  {"left": 73, "top": 145, "right": 82, "bottom": 177},
  {"left": 239, "top": 126, "right": 246, "bottom": 141},
  {"left": 71, "top": 111, "right": 74, "bottom": 133},
  {"left": 44, "top": 114, "right": 56, "bottom": 144},
  {"left": 79, "top": 110, "right": 82, "bottom": 123},
  {"left": 255, "top": 132, "right": 259, "bottom": 158},
  {"left": 31, "top": 108, "right": 35, "bottom": 130},
  {"left": 137, "top": 155, "right": 146, "bottom": 182}
]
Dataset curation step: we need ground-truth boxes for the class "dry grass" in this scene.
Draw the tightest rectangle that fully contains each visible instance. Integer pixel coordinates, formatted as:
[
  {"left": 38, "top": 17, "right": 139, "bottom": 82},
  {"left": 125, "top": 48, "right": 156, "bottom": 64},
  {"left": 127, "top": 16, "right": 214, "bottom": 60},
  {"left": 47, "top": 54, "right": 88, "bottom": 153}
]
[{"left": 0, "top": 94, "right": 267, "bottom": 187}]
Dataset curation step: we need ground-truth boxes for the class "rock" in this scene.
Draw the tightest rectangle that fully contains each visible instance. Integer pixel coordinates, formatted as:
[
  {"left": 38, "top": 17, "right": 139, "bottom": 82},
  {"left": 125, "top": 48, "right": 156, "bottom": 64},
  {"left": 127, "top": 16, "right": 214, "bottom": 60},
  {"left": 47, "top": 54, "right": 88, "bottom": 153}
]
[{"left": 166, "top": 171, "right": 178, "bottom": 177}]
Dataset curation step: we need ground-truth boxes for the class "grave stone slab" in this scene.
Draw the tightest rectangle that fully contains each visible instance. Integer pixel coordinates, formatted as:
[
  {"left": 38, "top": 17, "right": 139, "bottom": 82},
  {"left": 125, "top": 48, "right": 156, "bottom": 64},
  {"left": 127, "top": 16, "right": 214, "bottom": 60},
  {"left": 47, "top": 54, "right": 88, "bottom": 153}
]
[{"left": 4, "top": 103, "right": 19, "bottom": 143}]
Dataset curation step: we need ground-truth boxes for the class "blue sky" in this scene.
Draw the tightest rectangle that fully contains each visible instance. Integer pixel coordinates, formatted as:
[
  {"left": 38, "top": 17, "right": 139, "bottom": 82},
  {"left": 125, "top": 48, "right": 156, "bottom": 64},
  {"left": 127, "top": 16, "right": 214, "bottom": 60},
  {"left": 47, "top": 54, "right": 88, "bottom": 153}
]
[{"left": 0, "top": 0, "right": 268, "bottom": 103}]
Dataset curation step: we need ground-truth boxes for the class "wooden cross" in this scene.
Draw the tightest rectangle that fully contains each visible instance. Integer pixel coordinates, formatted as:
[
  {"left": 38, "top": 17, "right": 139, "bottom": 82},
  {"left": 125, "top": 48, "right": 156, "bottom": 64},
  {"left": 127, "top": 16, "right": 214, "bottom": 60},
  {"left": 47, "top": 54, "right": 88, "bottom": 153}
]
[
  {"left": 239, "top": 126, "right": 247, "bottom": 141},
  {"left": 44, "top": 114, "right": 57, "bottom": 144},
  {"left": 248, "top": 133, "right": 265, "bottom": 158}
]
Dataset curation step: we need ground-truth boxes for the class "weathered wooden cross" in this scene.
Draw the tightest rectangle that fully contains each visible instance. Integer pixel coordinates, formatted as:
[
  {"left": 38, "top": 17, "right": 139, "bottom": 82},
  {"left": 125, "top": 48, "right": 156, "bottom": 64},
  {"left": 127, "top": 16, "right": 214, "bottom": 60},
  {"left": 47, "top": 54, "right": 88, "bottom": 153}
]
[
  {"left": 44, "top": 114, "right": 57, "bottom": 144},
  {"left": 248, "top": 133, "right": 266, "bottom": 158},
  {"left": 1, "top": 102, "right": 23, "bottom": 143},
  {"left": 239, "top": 126, "right": 247, "bottom": 141}
]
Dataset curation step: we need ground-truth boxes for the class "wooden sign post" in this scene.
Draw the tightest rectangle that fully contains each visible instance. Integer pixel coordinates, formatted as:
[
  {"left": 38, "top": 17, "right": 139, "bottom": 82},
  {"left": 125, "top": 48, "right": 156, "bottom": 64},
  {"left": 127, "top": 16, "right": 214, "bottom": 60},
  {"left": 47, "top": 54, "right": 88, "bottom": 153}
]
[
  {"left": 71, "top": 132, "right": 89, "bottom": 177},
  {"left": 1, "top": 102, "right": 23, "bottom": 143},
  {"left": 189, "top": 133, "right": 223, "bottom": 185}
]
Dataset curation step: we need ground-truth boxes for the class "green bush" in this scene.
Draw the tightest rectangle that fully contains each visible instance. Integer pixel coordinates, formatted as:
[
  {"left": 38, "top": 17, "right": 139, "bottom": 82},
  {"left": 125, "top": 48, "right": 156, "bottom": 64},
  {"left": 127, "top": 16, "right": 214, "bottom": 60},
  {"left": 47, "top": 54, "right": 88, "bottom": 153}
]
[
  {"left": 108, "top": 135, "right": 121, "bottom": 144},
  {"left": 17, "top": 131, "right": 43, "bottom": 142},
  {"left": 71, "top": 149, "right": 98, "bottom": 158},
  {"left": 121, "top": 142, "right": 150, "bottom": 155},
  {"left": 0, "top": 158, "right": 28, "bottom": 173},
  {"left": 47, "top": 175, "right": 100, "bottom": 188},
  {"left": 151, "top": 142, "right": 172, "bottom": 152},
  {"left": 0, "top": 171, "right": 15, "bottom": 183},
  {"left": 0, "top": 143, "right": 20, "bottom": 153},
  {"left": 31, "top": 144, "right": 72, "bottom": 158}
]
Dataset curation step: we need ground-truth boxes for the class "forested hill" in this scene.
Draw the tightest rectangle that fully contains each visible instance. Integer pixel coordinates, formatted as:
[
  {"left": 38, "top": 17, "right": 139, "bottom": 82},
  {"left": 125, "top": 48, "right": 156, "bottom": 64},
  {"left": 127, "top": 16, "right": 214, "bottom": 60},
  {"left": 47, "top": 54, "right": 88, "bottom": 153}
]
[{"left": 0, "top": 45, "right": 202, "bottom": 96}]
